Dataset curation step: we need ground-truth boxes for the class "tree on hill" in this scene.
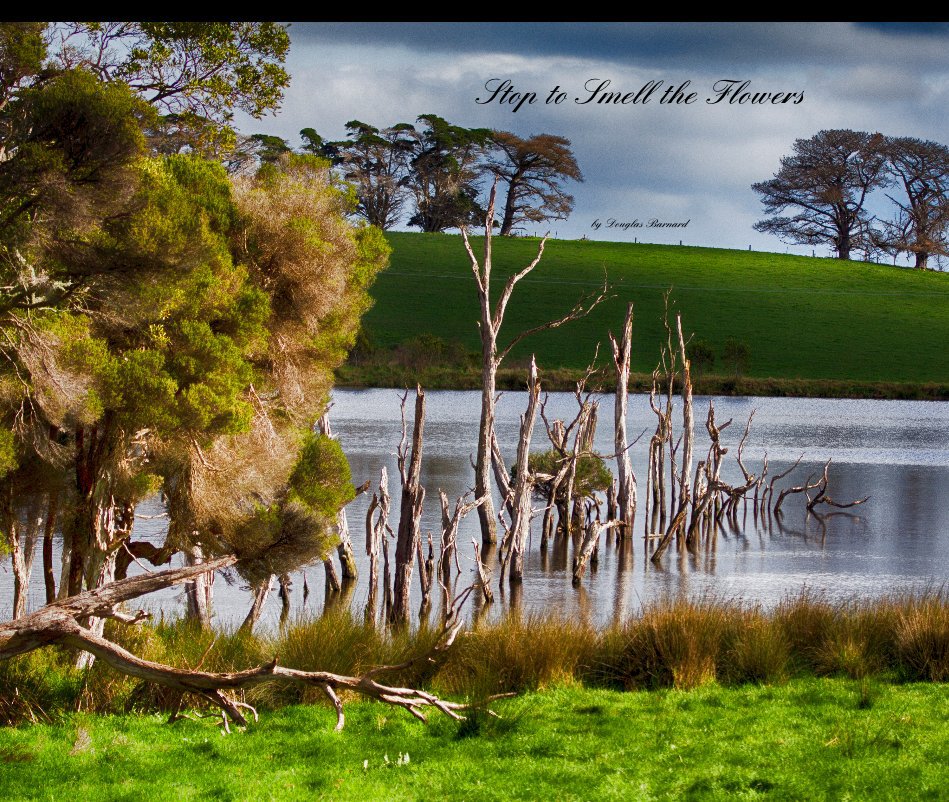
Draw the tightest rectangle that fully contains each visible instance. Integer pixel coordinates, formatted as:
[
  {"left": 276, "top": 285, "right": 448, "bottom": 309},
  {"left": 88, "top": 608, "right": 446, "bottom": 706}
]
[
  {"left": 752, "top": 129, "right": 888, "bottom": 260},
  {"left": 336, "top": 120, "right": 417, "bottom": 230},
  {"left": 880, "top": 136, "right": 949, "bottom": 270},
  {"left": 406, "top": 114, "right": 493, "bottom": 233},
  {"left": 487, "top": 131, "right": 583, "bottom": 236}
]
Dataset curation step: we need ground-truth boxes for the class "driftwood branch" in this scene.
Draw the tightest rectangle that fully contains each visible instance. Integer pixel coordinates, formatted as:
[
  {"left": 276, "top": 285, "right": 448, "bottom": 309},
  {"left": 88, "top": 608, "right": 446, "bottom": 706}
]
[{"left": 0, "top": 561, "right": 497, "bottom": 732}]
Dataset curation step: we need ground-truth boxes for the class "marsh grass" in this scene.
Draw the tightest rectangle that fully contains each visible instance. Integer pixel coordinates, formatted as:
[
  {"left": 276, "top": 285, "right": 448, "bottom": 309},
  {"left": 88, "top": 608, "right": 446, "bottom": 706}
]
[{"left": 2, "top": 591, "right": 946, "bottom": 724}]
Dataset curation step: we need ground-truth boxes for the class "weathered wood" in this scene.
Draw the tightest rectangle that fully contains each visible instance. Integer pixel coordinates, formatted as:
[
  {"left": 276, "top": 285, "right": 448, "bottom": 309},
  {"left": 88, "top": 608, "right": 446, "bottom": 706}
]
[
  {"left": 675, "top": 314, "right": 693, "bottom": 544},
  {"left": 391, "top": 388, "right": 425, "bottom": 626},
  {"left": 461, "top": 182, "right": 606, "bottom": 549},
  {"left": 363, "top": 468, "right": 389, "bottom": 623},
  {"left": 1, "top": 570, "right": 497, "bottom": 732},
  {"left": 323, "top": 557, "right": 341, "bottom": 594},
  {"left": 437, "top": 490, "right": 485, "bottom": 611},
  {"left": 572, "top": 518, "right": 620, "bottom": 585},
  {"left": 609, "top": 302, "right": 637, "bottom": 539},
  {"left": 805, "top": 460, "right": 870, "bottom": 511},
  {"left": 503, "top": 358, "right": 541, "bottom": 583},
  {"left": 472, "top": 539, "right": 494, "bottom": 604},
  {"left": 183, "top": 544, "right": 214, "bottom": 630}
]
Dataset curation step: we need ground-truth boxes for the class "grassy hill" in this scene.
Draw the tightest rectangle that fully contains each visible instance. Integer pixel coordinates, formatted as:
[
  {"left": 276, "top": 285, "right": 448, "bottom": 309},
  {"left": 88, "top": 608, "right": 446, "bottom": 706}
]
[{"left": 346, "top": 232, "right": 949, "bottom": 392}]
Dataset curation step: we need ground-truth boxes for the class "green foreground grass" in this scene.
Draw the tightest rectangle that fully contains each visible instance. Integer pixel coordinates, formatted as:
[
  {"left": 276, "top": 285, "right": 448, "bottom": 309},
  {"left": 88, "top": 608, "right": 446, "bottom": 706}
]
[
  {"left": 1, "top": 681, "right": 947, "bottom": 800},
  {"left": 348, "top": 233, "right": 949, "bottom": 392}
]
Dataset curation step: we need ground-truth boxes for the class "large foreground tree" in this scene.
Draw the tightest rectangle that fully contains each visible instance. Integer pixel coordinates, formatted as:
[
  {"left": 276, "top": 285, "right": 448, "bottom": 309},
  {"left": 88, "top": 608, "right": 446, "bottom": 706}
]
[
  {"left": 0, "top": 62, "right": 388, "bottom": 632},
  {"left": 752, "top": 129, "right": 888, "bottom": 260}
]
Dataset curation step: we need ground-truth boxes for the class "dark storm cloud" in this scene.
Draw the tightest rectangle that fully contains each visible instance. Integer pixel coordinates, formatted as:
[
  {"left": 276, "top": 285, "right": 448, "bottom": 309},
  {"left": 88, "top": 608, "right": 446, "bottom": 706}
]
[
  {"left": 856, "top": 22, "right": 949, "bottom": 37},
  {"left": 289, "top": 22, "right": 949, "bottom": 69}
]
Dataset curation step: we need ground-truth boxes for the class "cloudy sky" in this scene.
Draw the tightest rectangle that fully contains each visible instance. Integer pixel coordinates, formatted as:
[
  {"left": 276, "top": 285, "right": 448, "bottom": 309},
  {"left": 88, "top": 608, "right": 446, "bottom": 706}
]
[{"left": 234, "top": 22, "right": 949, "bottom": 256}]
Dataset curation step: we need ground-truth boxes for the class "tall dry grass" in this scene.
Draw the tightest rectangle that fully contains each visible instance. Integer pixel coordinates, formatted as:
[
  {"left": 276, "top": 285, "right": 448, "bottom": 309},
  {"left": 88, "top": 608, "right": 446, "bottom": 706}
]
[{"left": 2, "top": 591, "right": 946, "bottom": 724}]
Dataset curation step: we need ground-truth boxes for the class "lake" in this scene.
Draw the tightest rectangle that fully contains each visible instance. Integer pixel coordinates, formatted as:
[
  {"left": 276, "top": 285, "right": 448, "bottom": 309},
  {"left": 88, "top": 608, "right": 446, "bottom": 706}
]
[{"left": 3, "top": 391, "right": 948, "bottom": 629}]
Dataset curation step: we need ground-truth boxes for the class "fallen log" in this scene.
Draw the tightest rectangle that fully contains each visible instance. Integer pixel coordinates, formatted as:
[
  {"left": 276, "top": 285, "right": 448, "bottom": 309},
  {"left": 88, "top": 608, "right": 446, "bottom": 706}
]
[{"left": 0, "top": 559, "right": 499, "bottom": 733}]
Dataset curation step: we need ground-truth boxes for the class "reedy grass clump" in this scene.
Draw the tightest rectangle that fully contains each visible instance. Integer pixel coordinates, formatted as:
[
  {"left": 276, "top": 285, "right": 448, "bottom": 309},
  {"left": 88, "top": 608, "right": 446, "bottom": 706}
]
[
  {"left": 1, "top": 590, "right": 946, "bottom": 725},
  {"left": 437, "top": 613, "right": 597, "bottom": 696}
]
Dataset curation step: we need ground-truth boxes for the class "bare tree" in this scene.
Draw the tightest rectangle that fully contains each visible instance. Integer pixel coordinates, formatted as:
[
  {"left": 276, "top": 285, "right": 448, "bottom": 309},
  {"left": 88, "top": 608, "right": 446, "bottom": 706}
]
[
  {"left": 461, "top": 182, "right": 607, "bottom": 547},
  {"left": 0, "top": 558, "right": 498, "bottom": 733},
  {"left": 608, "top": 302, "right": 637, "bottom": 537},
  {"left": 498, "top": 357, "right": 541, "bottom": 583},
  {"left": 391, "top": 388, "right": 425, "bottom": 626}
]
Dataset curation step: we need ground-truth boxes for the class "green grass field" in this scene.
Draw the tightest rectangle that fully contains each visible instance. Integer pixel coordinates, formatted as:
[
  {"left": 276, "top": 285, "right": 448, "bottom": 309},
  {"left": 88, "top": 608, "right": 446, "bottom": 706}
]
[
  {"left": 356, "top": 233, "right": 949, "bottom": 385},
  {"left": 2, "top": 681, "right": 946, "bottom": 800}
]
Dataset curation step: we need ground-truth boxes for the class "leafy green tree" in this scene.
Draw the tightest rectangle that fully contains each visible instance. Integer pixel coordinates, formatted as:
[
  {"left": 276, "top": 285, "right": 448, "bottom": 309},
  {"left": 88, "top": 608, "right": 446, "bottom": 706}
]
[
  {"left": 299, "top": 127, "right": 340, "bottom": 162},
  {"left": 686, "top": 338, "right": 716, "bottom": 377},
  {"left": 37, "top": 22, "right": 290, "bottom": 158},
  {"left": 0, "top": 64, "right": 388, "bottom": 627},
  {"left": 524, "top": 450, "right": 612, "bottom": 500},
  {"left": 406, "top": 114, "right": 493, "bottom": 232},
  {"left": 722, "top": 337, "right": 751, "bottom": 378},
  {"left": 880, "top": 137, "right": 949, "bottom": 270},
  {"left": 332, "top": 120, "right": 416, "bottom": 229},
  {"left": 48, "top": 22, "right": 290, "bottom": 122}
]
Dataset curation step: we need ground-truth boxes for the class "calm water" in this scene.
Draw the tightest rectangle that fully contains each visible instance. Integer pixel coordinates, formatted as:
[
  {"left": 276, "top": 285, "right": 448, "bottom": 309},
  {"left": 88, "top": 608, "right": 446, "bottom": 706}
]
[{"left": 3, "top": 391, "right": 948, "bottom": 628}]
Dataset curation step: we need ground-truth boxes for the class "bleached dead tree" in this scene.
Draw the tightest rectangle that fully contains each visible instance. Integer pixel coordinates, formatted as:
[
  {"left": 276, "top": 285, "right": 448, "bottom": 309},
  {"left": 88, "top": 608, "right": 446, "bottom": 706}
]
[
  {"left": 608, "top": 302, "right": 637, "bottom": 538},
  {"left": 461, "top": 181, "right": 607, "bottom": 549},
  {"left": 437, "top": 490, "right": 485, "bottom": 613},
  {"left": 364, "top": 467, "right": 390, "bottom": 623},
  {"left": 391, "top": 387, "right": 425, "bottom": 627}
]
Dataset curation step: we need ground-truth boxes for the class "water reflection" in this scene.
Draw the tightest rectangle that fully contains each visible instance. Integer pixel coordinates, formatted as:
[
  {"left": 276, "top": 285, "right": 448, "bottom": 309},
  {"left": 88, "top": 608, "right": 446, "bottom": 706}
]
[{"left": 2, "top": 392, "right": 948, "bottom": 627}]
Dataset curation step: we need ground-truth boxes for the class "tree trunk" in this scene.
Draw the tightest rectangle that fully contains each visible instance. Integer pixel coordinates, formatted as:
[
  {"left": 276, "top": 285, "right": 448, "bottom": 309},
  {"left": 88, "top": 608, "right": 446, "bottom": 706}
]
[
  {"left": 323, "top": 558, "right": 341, "bottom": 594},
  {"left": 241, "top": 578, "right": 272, "bottom": 633},
  {"left": 475, "top": 354, "right": 499, "bottom": 547},
  {"left": 506, "top": 358, "right": 540, "bottom": 582},
  {"left": 317, "top": 411, "right": 358, "bottom": 580},
  {"left": 42, "top": 492, "right": 59, "bottom": 605},
  {"left": 610, "top": 302, "right": 637, "bottom": 538},
  {"left": 391, "top": 388, "right": 425, "bottom": 627},
  {"left": 183, "top": 544, "right": 213, "bottom": 630},
  {"left": 675, "top": 314, "right": 694, "bottom": 542}
]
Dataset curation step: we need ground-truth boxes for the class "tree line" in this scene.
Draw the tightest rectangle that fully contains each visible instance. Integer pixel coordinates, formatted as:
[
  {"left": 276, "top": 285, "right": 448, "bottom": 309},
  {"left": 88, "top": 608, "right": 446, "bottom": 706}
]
[
  {"left": 753, "top": 129, "right": 949, "bottom": 269},
  {"left": 242, "top": 116, "right": 584, "bottom": 236}
]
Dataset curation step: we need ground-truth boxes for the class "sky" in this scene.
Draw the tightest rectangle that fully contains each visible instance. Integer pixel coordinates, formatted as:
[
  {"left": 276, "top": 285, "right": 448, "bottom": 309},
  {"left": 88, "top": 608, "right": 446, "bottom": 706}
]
[{"left": 233, "top": 22, "right": 949, "bottom": 257}]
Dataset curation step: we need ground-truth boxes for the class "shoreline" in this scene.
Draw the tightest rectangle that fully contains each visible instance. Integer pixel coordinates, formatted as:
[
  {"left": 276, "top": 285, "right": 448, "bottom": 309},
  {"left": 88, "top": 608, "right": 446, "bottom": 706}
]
[{"left": 336, "top": 364, "right": 949, "bottom": 401}]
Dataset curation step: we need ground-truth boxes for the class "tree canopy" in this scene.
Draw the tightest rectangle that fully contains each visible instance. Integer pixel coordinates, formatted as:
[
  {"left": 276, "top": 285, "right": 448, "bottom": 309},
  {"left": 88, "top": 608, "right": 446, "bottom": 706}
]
[
  {"left": 752, "top": 129, "right": 888, "bottom": 261},
  {"left": 879, "top": 137, "right": 949, "bottom": 269},
  {"left": 281, "top": 115, "right": 583, "bottom": 235},
  {"left": 0, "top": 37, "right": 389, "bottom": 623},
  {"left": 487, "top": 131, "right": 583, "bottom": 236}
]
